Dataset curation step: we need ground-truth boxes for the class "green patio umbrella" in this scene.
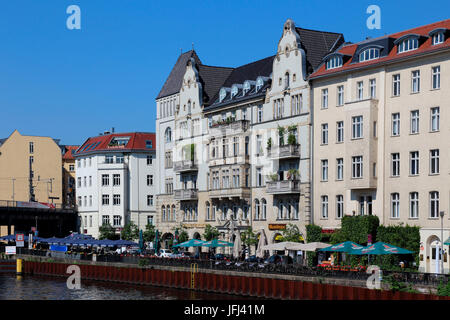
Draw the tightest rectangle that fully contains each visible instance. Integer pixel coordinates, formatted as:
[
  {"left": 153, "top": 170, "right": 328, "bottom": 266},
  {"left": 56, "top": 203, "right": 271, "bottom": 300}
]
[
  {"left": 319, "top": 241, "right": 364, "bottom": 253},
  {"left": 348, "top": 242, "right": 413, "bottom": 255},
  {"left": 202, "top": 239, "right": 234, "bottom": 248},
  {"left": 444, "top": 237, "right": 450, "bottom": 246},
  {"left": 172, "top": 239, "right": 206, "bottom": 248},
  {"left": 173, "top": 229, "right": 179, "bottom": 253},
  {"left": 138, "top": 230, "right": 143, "bottom": 253},
  {"left": 154, "top": 229, "right": 159, "bottom": 253}
]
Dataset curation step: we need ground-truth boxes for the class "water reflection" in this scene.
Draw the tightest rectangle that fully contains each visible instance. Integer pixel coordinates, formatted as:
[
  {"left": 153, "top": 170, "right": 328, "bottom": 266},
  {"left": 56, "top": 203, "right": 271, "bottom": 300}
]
[{"left": 0, "top": 274, "right": 253, "bottom": 300}]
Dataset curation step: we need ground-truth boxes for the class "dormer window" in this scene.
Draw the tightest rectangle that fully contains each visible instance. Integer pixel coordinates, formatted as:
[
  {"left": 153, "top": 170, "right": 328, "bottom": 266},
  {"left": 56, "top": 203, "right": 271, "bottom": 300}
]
[
  {"left": 397, "top": 37, "right": 418, "bottom": 53},
  {"left": 359, "top": 48, "right": 380, "bottom": 62},
  {"left": 432, "top": 32, "right": 444, "bottom": 45},
  {"left": 219, "top": 88, "right": 227, "bottom": 102},
  {"left": 243, "top": 81, "right": 251, "bottom": 95},
  {"left": 326, "top": 55, "right": 343, "bottom": 70},
  {"left": 231, "top": 85, "right": 238, "bottom": 98},
  {"left": 256, "top": 77, "right": 264, "bottom": 91}
]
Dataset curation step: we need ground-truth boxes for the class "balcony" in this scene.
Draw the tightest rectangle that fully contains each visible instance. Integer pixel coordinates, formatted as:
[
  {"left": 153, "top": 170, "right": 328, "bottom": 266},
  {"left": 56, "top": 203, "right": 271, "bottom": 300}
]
[
  {"left": 209, "top": 120, "right": 249, "bottom": 137},
  {"left": 266, "top": 180, "right": 300, "bottom": 194},
  {"left": 174, "top": 189, "right": 198, "bottom": 201},
  {"left": 209, "top": 187, "right": 251, "bottom": 199},
  {"left": 269, "top": 144, "right": 300, "bottom": 159},
  {"left": 173, "top": 160, "right": 198, "bottom": 173}
]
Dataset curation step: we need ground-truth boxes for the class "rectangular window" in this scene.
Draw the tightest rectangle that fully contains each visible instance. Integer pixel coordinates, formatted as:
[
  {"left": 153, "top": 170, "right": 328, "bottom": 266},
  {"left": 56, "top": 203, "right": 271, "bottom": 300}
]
[
  {"left": 83, "top": 176, "right": 86, "bottom": 187},
  {"left": 352, "top": 156, "right": 363, "bottom": 178},
  {"left": 393, "top": 74, "right": 400, "bottom": 96},
  {"left": 291, "top": 94, "right": 302, "bottom": 115},
  {"left": 409, "top": 192, "right": 419, "bottom": 219},
  {"left": 257, "top": 105, "right": 263, "bottom": 123},
  {"left": 410, "top": 151, "right": 419, "bottom": 175},
  {"left": 147, "top": 155, "right": 153, "bottom": 165},
  {"left": 113, "top": 174, "right": 120, "bottom": 186},
  {"left": 321, "top": 89, "right": 328, "bottom": 109},
  {"left": 89, "top": 176, "right": 92, "bottom": 187},
  {"left": 102, "top": 194, "right": 109, "bottom": 205},
  {"left": 430, "top": 149, "right": 439, "bottom": 174},
  {"left": 410, "top": 110, "right": 419, "bottom": 134},
  {"left": 321, "top": 196, "right": 328, "bottom": 219},
  {"left": 102, "top": 174, "right": 109, "bottom": 186},
  {"left": 77, "top": 177, "right": 81, "bottom": 188},
  {"left": 89, "top": 195, "right": 92, "bottom": 207},
  {"left": 321, "top": 160, "right": 328, "bottom": 181},
  {"left": 430, "top": 191, "right": 439, "bottom": 218},
  {"left": 411, "top": 70, "right": 420, "bottom": 93},
  {"left": 113, "top": 194, "right": 121, "bottom": 206},
  {"left": 256, "top": 168, "right": 263, "bottom": 187},
  {"left": 391, "top": 153, "right": 400, "bottom": 177},
  {"left": 336, "top": 121, "right": 344, "bottom": 143},
  {"left": 337, "top": 86, "right": 344, "bottom": 106},
  {"left": 430, "top": 107, "right": 440, "bottom": 132},
  {"left": 29, "top": 142, "right": 34, "bottom": 154},
  {"left": 256, "top": 135, "right": 262, "bottom": 155},
  {"left": 113, "top": 215, "right": 121, "bottom": 227},
  {"left": 105, "top": 155, "right": 114, "bottom": 164},
  {"left": 116, "top": 155, "right": 124, "bottom": 164},
  {"left": 369, "top": 79, "right": 376, "bottom": 98},
  {"left": 68, "top": 164, "right": 74, "bottom": 172},
  {"left": 357, "top": 81, "right": 364, "bottom": 100},
  {"left": 77, "top": 196, "right": 82, "bottom": 207},
  {"left": 391, "top": 193, "right": 400, "bottom": 218},
  {"left": 432, "top": 66, "right": 440, "bottom": 89},
  {"left": 336, "top": 158, "right": 343, "bottom": 181},
  {"left": 147, "top": 175, "right": 153, "bottom": 186},
  {"left": 321, "top": 124, "right": 328, "bottom": 144},
  {"left": 233, "top": 137, "right": 239, "bottom": 156},
  {"left": 102, "top": 215, "right": 110, "bottom": 226},
  {"left": 392, "top": 113, "right": 400, "bottom": 136},
  {"left": 336, "top": 195, "right": 344, "bottom": 219},
  {"left": 352, "top": 116, "right": 363, "bottom": 139},
  {"left": 89, "top": 215, "right": 92, "bottom": 227}
]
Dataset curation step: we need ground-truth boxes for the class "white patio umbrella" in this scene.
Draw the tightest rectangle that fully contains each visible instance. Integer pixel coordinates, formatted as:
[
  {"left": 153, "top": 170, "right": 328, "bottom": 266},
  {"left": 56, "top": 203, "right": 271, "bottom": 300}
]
[
  {"left": 286, "top": 242, "right": 330, "bottom": 251},
  {"left": 261, "top": 241, "right": 299, "bottom": 251},
  {"left": 233, "top": 229, "right": 242, "bottom": 259},
  {"left": 256, "top": 229, "right": 268, "bottom": 258}
]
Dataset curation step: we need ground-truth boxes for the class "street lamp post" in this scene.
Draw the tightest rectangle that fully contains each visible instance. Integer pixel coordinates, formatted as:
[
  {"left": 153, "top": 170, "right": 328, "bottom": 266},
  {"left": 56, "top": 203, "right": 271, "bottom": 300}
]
[{"left": 440, "top": 211, "right": 444, "bottom": 274}]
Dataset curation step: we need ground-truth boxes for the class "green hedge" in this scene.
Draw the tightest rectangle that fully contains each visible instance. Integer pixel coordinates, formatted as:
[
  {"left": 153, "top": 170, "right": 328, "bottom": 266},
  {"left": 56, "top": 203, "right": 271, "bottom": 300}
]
[{"left": 306, "top": 224, "right": 322, "bottom": 266}]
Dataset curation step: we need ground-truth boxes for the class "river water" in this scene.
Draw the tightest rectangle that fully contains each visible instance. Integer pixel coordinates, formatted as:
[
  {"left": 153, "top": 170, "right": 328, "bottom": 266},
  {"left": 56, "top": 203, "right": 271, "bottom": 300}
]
[{"left": 0, "top": 273, "right": 253, "bottom": 300}]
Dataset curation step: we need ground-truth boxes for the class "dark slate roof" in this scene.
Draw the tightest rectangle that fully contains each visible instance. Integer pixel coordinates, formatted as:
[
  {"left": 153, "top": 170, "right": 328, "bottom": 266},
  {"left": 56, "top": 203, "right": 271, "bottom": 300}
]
[
  {"left": 197, "top": 65, "right": 234, "bottom": 105},
  {"left": 295, "top": 27, "right": 345, "bottom": 74},
  {"left": 156, "top": 50, "right": 202, "bottom": 99},
  {"left": 350, "top": 37, "right": 395, "bottom": 64},
  {"left": 206, "top": 56, "right": 275, "bottom": 110}
]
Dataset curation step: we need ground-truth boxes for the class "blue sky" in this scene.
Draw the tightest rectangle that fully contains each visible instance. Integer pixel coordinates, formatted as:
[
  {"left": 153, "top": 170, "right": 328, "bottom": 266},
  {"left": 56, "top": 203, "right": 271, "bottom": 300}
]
[{"left": 0, "top": 0, "right": 448, "bottom": 145}]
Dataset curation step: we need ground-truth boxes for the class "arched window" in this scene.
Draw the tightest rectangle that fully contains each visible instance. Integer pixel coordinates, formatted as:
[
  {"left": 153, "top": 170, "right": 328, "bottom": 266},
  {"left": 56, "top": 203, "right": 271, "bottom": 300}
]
[
  {"left": 261, "top": 198, "right": 267, "bottom": 220},
  {"left": 165, "top": 127, "right": 172, "bottom": 143},
  {"left": 231, "top": 85, "right": 238, "bottom": 98},
  {"left": 359, "top": 48, "right": 380, "bottom": 62},
  {"left": 256, "top": 77, "right": 264, "bottom": 92},
  {"left": 187, "top": 100, "right": 191, "bottom": 113},
  {"left": 162, "top": 205, "right": 166, "bottom": 222},
  {"left": 206, "top": 202, "right": 211, "bottom": 220},
  {"left": 284, "top": 72, "right": 290, "bottom": 89},
  {"left": 397, "top": 37, "right": 418, "bottom": 53},
  {"left": 219, "top": 88, "right": 227, "bottom": 102},
  {"left": 326, "top": 55, "right": 343, "bottom": 70},
  {"left": 254, "top": 199, "right": 260, "bottom": 220},
  {"left": 171, "top": 205, "right": 176, "bottom": 221},
  {"left": 243, "top": 81, "right": 251, "bottom": 95}
]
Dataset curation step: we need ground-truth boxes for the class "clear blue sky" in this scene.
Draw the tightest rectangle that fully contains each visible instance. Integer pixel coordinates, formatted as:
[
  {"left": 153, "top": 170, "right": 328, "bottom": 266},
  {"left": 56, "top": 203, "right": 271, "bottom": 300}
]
[{"left": 0, "top": 0, "right": 448, "bottom": 145}]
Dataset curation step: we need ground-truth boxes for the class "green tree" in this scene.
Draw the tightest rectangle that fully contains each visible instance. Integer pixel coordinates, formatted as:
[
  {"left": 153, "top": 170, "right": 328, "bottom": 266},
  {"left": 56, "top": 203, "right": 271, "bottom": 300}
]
[
  {"left": 121, "top": 222, "right": 139, "bottom": 241},
  {"left": 281, "top": 223, "right": 304, "bottom": 242},
  {"left": 241, "top": 227, "right": 258, "bottom": 256},
  {"left": 98, "top": 224, "right": 118, "bottom": 240},
  {"left": 203, "top": 224, "right": 220, "bottom": 241},
  {"left": 306, "top": 224, "right": 322, "bottom": 267},
  {"left": 173, "top": 224, "right": 189, "bottom": 244},
  {"left": 142, "top": 224, "right": 156, "bottom": 243}
]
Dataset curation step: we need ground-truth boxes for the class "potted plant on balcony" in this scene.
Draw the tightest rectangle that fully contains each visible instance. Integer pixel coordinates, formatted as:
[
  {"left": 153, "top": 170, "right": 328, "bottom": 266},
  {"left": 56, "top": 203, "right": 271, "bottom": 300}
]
[
  {"left": 287, "top": 169, "right": 299, "bottom": 180},
  {"left": 278, "top": 126, "right": 285, "bottom": 146},
  {"left": 267, "top": 173, "right": 279, "bottom": 182},
  {"left": 266, "top": 137, "right": 272, "bottom": 151},
  {"left": 287, "top": 133, "right": 297, "bottom": 145}
]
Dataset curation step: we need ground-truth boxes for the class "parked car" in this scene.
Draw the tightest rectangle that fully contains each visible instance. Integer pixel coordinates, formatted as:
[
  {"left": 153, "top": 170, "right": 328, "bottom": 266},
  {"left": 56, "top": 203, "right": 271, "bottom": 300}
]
[
  {"left": 158, "top": 249, "right": 172, "bottom": 258},
  {"left": 245, "top": 255, "right": 260, "bottom": 263}
]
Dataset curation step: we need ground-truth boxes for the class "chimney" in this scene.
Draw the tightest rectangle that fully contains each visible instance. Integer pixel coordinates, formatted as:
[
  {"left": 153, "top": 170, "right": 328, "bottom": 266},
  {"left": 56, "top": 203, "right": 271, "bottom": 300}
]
[{"left": 112, "top": 127, "right": 115, "bottom": 133}]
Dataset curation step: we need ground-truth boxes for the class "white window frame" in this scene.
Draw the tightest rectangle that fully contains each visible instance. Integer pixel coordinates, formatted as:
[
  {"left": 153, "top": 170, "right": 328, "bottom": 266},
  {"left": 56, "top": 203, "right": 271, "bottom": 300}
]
[
  {"left": 430, "top": 107, "right": 440, "bottom": 132},
  {"left": 409, "top": 192, "right": 419, "bottom": 219},
  {"left": 410, "top": 110, "right": 419, "bottom": 134},
  {"left": 352, "top": 156, "right": 363, "bottom": 179}
]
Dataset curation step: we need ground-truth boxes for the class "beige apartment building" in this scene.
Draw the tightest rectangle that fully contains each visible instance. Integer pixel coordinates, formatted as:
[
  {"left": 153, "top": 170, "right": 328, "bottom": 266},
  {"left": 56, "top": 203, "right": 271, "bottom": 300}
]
[
  {"left": 310, "top": 20, "right": 450, "bottom": 273},
  {"left": 0, "top": 130, "right": 63, "bottom": 205}
]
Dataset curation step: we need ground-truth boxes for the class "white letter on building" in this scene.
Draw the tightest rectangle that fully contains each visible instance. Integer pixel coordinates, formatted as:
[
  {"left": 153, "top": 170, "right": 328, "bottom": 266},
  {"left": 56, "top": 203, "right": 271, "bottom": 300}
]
[
  {"left": 366, "top": 5, "right": 381, "bottom": 30},
  {"left": 66, "top": 5, "right": 81, "bottom": 30}
]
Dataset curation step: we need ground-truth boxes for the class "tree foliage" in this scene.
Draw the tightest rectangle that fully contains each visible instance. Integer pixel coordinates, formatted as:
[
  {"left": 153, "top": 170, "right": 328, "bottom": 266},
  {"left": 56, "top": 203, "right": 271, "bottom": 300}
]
[
  {"left": 306, "top": 224, "right": 322, "bottom": 267},
  {"left": 330, "top": 215, "right": 379, "bottom": 245},
  {"left": 142, "top": 224, "right": 156, "bottom": 243},
  {"left": 202, "top": 224, "right": 220, "bottom": 241},
  {"left": 98, "top": 224, "right": 118, "bottom": 240},
  {"left": 281, "top": 223, "right": 304, "bottom": 242},
  {"left": 121, "top": 222, "right": 139, "bottom": 241}
]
